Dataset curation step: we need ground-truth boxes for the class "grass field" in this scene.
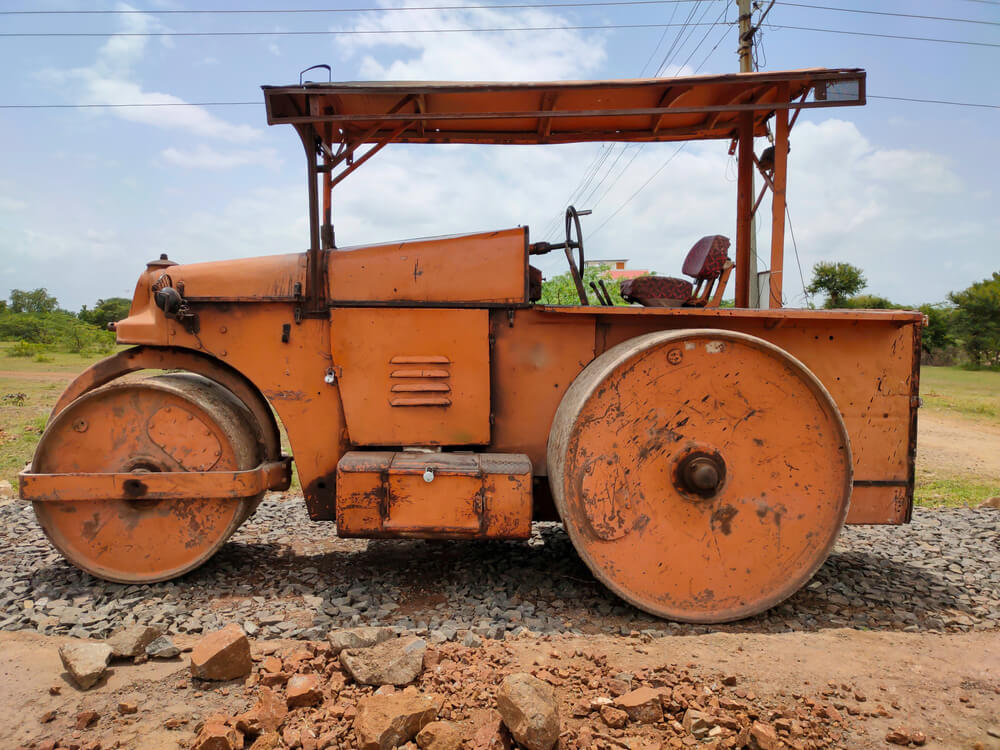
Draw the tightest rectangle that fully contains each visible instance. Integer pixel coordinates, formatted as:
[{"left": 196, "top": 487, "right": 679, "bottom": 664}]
[
  {"left": 914, "top": 365, "right": 1000, "bottom": 508},
  {"left": 0, "top": 343, "right": 113, "bottom": 490},
  {"left": 2, "top": 344, "right": 997, "bottom": 509},
  {"left": 920, "top": 366, "right": 1000, "bottom": 422}
]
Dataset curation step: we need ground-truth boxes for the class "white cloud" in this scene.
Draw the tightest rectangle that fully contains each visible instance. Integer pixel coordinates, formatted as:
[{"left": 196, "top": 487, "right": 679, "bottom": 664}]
[
  {"left": 39, "top": 4, "right": 260, "bottom": 143},
  {"left": 318, "top": 117, "right": 995, "bottom": 308},
  {"left": 0, "top": 196, "right": 28, "bottom": 213},
  {"left": 160, "top": 144, "right": 282, "bottom": 170},
  {"left": 336, "top": 3, "right": 609, "bottom": 81}
]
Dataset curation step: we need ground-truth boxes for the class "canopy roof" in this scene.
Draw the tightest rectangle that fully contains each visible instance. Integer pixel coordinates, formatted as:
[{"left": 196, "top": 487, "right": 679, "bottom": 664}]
[{"left": 262, "top": 68, "right": 865, "bottom": 146}]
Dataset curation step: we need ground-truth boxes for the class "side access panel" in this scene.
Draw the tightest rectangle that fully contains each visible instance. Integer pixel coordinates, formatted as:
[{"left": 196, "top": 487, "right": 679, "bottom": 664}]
[
  {"left": 336, "top": 451, "right": 532, "bottom": 538},
  {"left": 330, "top": 308, "right": 491, "bottom": 446},
  {"left": 328, "top": 228, "right": 529, "bottom": 304}
]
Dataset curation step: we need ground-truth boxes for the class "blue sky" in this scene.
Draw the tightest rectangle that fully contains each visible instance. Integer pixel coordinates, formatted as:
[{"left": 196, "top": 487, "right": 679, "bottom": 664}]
[{"left": 0, "top": 0, "right": 997, "bottom": 311}]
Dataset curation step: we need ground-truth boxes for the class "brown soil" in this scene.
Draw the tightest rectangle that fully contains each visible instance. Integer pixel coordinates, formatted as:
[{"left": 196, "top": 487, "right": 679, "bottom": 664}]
[
  {"left": 918, "top": 411, "right": 1000, "bottom": 480},
  {"left": 3, "top": 629, "right": 997, "bottom": 750}
]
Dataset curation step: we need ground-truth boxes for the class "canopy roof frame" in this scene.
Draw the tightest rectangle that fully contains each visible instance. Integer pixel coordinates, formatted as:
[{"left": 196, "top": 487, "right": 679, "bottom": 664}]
[{"left": 262, "top": 68, "right": 866, "bottom": 314}]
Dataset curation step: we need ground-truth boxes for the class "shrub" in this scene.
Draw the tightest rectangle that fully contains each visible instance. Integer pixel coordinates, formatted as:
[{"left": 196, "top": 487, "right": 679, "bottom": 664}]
[{"left": 7, "top": 340, "right": 40, "bottom": 358}]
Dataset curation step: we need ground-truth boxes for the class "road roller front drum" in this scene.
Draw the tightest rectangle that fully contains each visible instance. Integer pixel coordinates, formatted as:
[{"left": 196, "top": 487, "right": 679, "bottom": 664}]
[
  {"left": 548, "top": 329, "right": 853, "bottom": 623},
  {"left": 29, "top": 373, "right": 269, "bottom": 583}
]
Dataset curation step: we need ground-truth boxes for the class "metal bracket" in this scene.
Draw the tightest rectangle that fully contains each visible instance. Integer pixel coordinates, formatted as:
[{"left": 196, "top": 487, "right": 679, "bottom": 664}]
[{"left": 19, "top": 458, "right": 292, "bottom": 502}]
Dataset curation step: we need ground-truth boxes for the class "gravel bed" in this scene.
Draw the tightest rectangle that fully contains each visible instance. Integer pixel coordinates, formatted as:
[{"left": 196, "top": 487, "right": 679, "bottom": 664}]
[{"left": 0, "top": 495, "right": 997, "bottom": 642}]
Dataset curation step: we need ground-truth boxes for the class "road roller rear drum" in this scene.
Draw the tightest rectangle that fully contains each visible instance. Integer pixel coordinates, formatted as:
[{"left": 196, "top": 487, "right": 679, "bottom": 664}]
[{"left": 548, "top": 330, "right": 853, "bottom": 622}]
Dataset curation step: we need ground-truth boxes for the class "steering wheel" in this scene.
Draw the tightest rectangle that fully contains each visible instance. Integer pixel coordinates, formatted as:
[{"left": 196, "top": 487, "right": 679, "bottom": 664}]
[{"left": 564, "top": 205, "right": 590, "bottom": 305}]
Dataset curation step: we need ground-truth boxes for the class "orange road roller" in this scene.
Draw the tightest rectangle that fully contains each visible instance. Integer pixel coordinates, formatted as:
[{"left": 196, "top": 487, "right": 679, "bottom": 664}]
[{"left": 20, "top": 68, "right": 922, "bottom": 623}]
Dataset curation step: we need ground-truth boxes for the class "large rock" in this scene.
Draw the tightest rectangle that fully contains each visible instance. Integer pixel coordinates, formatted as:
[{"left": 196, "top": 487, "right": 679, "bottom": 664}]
[
  {"left": 191, "top": 624, "right": 252, "bottom": 681},
  {"left": 286, "top": 673, "right": 323, "bottom": 708},
  {"left": 416, "top": 720, "right": 462, "bottom": 750},
  {"left": 354, "top": 691, "right": 440, "bottom": 750},
  {"left": 468, "top": 708, "right": 513, "bottom": 750},
  {"left": 235, "top": 686, "right": 287, "bottom": 737},
  {"left": 108, "top": 625, "right": 162, "bottom": 659},
  {"left": 496, "top": 673, "right": 560, "bottom": 750},
  {"left": 599, "top": 704, "right": 627, "bottom": 729},
  {"left": 146, "top": 635, "right": 180, "bottom": 659},
  {"left": 329, "top": 626, "right": 396, "bottom": 655},
  {"left": 683, "top": 708, "right": 715, "bottom": 740},
  {"left": 340, "top": 636, "right": 427, "bottom": 686},
  {"left": 749, "top": 721, "right": 781, "bottom": 750},
  {"left": 615, "top": 686, "right": 663, "bottom": 724},
  {"left": 58, "top": 641, "right": 112, "bottom": 690},
  {"left": 192, "top": 721, "right": 244, "bottom": 750}
]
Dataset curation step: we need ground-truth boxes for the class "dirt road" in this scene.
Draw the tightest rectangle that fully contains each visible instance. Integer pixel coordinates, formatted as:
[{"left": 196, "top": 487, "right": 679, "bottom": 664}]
[
  {"left": 918, "top": 410, "right": 1000, "bottom": 480},
  {"left": 2, "top": 628, "right": 997, "bottom": 749}
]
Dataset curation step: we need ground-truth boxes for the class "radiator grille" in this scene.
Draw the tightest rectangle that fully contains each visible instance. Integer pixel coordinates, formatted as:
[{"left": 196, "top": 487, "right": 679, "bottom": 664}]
[{"left": 389, "top": 355, "right": 451, "bottom": 407}]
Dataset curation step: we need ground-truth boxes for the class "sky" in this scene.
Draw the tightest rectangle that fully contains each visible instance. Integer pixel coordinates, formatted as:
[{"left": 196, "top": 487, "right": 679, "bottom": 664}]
[{"left": 0, "top": 0, "right": 997, "bottom": 312}]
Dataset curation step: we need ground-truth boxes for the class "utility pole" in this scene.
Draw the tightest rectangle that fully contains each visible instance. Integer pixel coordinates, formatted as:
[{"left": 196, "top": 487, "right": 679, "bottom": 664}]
[{"left": 737, "top": 0, "right": 760, "bottom": 308}]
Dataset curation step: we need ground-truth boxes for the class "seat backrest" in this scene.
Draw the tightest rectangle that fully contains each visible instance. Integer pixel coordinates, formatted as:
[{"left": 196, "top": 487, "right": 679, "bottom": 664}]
[{"left": 681, "top": 235, "right": 731, "bottom": 281}]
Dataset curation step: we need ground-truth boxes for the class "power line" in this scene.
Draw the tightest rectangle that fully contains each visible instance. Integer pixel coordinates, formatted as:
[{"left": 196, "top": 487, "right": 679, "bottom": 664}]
[
  {"left": 767, "top": 24, "right": 1000, "bottom": 48},
  {"left": 653, "top": 0, "right": 706, "bottom": 75},
  {"left": 583, "top": 15, "right": 732, "bottom": 219},
  {"left": 583, "top": 6, "right": 730, "bottom": 215},
  {"left": 589, "top": 143, "right": 689, "bottom": 238},
  {"left": 4, "top": 1, "right": 995, "bottom": 26},
  {"left": 775, "top": 2, "right": 1000, "bottom": 27},
  {"left": 3, "top": 23, "right": 995, "bottom": 48},
  {"left": 544, "top": 0, "right": 717, "bottom": 239},
  {"left": 0, "top": 22, "right": 732, "bottom": 38},
  {"left": 0, "top": 0, "right": 723, "bottom": 14},
  {"left": 868, "top": 94, "right": 1000, "bottom": 109}
]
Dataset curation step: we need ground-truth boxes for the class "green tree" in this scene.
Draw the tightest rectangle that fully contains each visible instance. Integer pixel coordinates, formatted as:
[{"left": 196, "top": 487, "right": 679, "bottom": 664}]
[
  {"left": 8, "top": 288, "right": 58, "bottom": 314},
  {"left": 948, "top": 272, "right": 1000, "bottom": 368},
  {"left": 843, "top": 293, "right": 899, "bottom": 310},
  {"left": 79, "top": 297, "right": 131, "bottom": 330},
  {"left": 540, "top": 264, "right": 631, "bottom": 305},
  {"left": 805, "top": 262, "right": 867, "bottom": 308},
  {"left": 918, "top": 303, "right": 956, "bottom": 356}
]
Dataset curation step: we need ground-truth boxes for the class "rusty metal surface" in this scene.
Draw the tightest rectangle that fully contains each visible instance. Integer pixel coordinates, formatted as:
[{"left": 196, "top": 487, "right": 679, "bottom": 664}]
[
  {"left": 28, "top": 374, "right": 266, "bottom": 583},
  {"left": 117, "top": 302, "right": 347, "bottom": 522},
  {"left": 20, "top": 460, "right": 290, "bottom": 503},
  {"left": 487, "top": 308, "right": 917, "bottom": 529},
  {"left": 577, "top": 308, "right": 918, "bottom": 524},
  {"left": 50, "top": 346, "right": 281, "bottom": 462},
  {"left": 547, "top": 329, "right": 852, "bottom": 623},
  {"left": 263, "top": 69, "right": 865, "bottom": 145},
  {"left": 328, "top": 228, "right": 529, "bottom": 305},
  {"left": 330, "top": 308, "right": 491, "bottom": 446},
  {"left": 336, "top": 451, "right": 532, "bottom": 539}
]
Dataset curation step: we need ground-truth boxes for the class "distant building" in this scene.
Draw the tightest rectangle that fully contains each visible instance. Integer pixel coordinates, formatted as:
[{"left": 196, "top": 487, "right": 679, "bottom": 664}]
[{"left": 584, "top": 258, "right": 649, "bottom": 280}]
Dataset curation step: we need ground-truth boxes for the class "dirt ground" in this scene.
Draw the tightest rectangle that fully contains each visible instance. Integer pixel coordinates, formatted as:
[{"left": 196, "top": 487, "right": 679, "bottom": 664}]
[
  {"left": 2, "top": 627, "right": 997, "bottom": 750},
  {"left": 918, "top": 411, "right": 1000, "bottom": 480},
  {"left": 2, "top": 370, "right": 998, "bottom": 749}
]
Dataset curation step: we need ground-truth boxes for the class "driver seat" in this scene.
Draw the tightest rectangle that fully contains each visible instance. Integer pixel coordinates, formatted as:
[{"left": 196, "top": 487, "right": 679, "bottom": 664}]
[{"left": 620, "top": 235, "right": 733, "bottom": 308}]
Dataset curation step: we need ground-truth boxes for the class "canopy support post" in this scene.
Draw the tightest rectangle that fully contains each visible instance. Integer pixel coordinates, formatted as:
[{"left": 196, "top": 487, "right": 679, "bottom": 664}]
[
  {"left": 735, "top": 111, "right": 754, "bottom": 308},
  {"left": 768, "top": 84, "right": 790, "bottom": 308},
  {"left": 296, "top": 123, "right": 327, "bottom": 315}
]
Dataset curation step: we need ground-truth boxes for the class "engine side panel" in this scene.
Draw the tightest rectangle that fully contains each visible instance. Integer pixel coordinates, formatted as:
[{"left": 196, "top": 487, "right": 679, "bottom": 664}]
[
  {"left": 330, "top": 308, "right": 491, "bottom": 446},
  {"left": 328, "top": 228, "right": 529, "bottom": 305}
]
